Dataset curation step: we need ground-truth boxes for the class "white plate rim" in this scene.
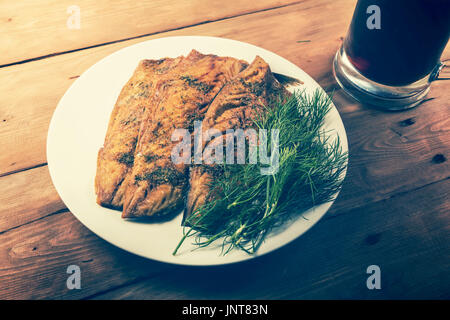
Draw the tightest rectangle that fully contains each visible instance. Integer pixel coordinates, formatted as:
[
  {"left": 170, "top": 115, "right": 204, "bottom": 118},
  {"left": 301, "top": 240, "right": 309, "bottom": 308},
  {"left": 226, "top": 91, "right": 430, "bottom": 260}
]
[{"left": 47, "top": 35, "right": 348, "bottom": 266}]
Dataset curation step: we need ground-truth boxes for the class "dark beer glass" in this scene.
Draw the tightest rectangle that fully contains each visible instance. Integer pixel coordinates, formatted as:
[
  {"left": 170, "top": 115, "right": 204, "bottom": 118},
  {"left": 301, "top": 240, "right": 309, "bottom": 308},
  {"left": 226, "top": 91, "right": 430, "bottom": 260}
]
[{"left": 333, "top": 0, "right": 450, "bottom": 110}]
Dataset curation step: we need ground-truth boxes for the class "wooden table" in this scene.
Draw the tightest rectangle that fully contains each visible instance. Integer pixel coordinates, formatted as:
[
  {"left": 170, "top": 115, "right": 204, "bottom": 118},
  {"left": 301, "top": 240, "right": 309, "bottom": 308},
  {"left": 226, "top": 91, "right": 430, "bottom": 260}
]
[{"left": 1, "top": 0, "right": 449, "bottom": 300}]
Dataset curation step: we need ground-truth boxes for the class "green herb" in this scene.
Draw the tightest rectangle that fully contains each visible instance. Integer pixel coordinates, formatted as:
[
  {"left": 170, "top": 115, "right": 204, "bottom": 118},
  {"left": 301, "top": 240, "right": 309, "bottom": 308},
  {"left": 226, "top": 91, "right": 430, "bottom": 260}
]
[
  {"left": 135, "top": 167, "right": 185, "bottom": 185},
  {"left": 137, "top": 82, "right": 150, "bottom": 98},
  {"left": 240, "top": 78, "right": 265, "bottom": 96},
  {"left": 173, "top": 89, "right": 347, "bottom": 255},
  {"left": 120, "top": 116, "right": 137, "bottom": 126},
  {"left": 181, "top": 75, "right": 213, "bottom": 94},
  {"left": 117, "top": 152, "right": 134, "bottom": 166},
  {"left": 156, "top": 66, "right": 169, "bottom": 74},
  {"left": 144, "top": 153, "right": 161, "bottom": 163},
  {"left": 186, "top": 109, "right": 202, "bottom": 132}
]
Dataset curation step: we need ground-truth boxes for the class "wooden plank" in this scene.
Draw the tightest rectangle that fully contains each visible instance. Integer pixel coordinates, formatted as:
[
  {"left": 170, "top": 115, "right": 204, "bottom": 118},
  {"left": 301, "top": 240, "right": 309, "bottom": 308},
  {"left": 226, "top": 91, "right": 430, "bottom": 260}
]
[
  {"left": 0, "top": 1, "right": 448, "bottom": 297},
  {"left": 92, "top": 178, "right": 450, "bottom": 299},
  {"left": 0, "top": 211, "right": 173, "bottom": 299},
  {"left": 0, "top": 0, "right": 448, "bottom": 234},
  {"left": 0, "top": 165, "right": 65, "bottom": 233},
  {"left": 1, "top": 83, "right": 447, "bottom": 233},
  {"left": 327, "top": 83, "right": 450, "bottom": 215},
  {"left": 0, "top": 0, "right": 448, "bottom": 301},
  {"left": 0, "top": 0, "right": 301, "bottom": 66},
  {"left": 1, "top": 176, "right": 445, "bottom": 299},
  {"left": 0, "top": 0, "right": 356, "bottom": 176}
]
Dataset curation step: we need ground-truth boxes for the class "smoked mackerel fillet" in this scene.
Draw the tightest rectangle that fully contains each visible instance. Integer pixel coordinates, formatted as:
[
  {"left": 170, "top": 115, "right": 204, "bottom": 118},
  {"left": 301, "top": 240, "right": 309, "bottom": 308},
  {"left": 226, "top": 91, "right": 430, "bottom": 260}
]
[
  {"left": 95, "top": 56, "right": 184, "bottom": 209},
  {"left": 121, "top": 50, "right": 248, "bottom": 218},
  {"left": 185, "top": 56, "right": 289, "bottom": 221}
]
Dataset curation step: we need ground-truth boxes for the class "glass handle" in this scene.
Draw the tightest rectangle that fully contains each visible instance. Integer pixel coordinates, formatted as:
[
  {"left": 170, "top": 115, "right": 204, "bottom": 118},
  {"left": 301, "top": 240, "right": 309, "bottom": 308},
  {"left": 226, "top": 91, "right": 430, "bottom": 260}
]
[{"left": 431, "top": 60, "right": 450, "bottom": 81}]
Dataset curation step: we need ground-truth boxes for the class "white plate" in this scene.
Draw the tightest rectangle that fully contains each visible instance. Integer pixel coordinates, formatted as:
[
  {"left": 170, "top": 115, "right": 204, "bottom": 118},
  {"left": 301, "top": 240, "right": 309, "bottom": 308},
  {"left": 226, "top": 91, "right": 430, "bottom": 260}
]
[{"left": 47, "top": 36, "right": 348, "bottom": 266}]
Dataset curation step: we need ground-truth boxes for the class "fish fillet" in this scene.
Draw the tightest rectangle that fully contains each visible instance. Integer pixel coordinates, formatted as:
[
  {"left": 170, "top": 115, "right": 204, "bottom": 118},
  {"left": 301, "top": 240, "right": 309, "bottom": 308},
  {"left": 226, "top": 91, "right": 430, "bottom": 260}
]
[
  {"left": 122, "top": 50, "right": 248, "bottom": 218},
  {"left": 95, "top": 56, "right": 184, "bottom": 209},
  {"left": 185, "top": 56, "right": 290, "bottom": 221}
]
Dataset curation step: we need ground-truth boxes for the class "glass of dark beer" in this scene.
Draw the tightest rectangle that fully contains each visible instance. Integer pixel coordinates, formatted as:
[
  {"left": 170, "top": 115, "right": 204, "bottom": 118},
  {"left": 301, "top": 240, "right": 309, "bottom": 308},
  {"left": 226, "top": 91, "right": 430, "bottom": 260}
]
[{"left": 333, "top": 0, "right": 450, "bottom": 110}]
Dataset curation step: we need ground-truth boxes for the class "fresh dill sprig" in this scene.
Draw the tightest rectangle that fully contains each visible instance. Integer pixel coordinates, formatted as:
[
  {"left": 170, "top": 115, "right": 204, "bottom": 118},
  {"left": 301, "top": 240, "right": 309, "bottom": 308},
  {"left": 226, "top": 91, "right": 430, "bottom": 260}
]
[{"left": 173, "top": 89, "right": 348, "bottom": 256}]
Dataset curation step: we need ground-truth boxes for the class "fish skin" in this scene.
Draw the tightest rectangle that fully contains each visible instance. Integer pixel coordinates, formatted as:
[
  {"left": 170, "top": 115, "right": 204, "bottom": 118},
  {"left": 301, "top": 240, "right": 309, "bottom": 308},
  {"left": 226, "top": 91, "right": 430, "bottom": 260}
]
[
  {"left": 95, "top": 56, "right": 185, "bottom": 209},
  {"left": 122, "top": 50, "right": 248, "bottom": 218},
  {"left": 184, "top": 56, "right": 290, "bottom": 222}
]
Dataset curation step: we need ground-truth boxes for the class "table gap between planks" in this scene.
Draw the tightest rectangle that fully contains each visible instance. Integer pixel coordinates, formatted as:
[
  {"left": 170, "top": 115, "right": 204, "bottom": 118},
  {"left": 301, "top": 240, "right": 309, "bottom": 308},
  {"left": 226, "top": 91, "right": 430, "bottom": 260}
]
[{"left": 0, "top": 0, "right": 449, "bottom": 299}]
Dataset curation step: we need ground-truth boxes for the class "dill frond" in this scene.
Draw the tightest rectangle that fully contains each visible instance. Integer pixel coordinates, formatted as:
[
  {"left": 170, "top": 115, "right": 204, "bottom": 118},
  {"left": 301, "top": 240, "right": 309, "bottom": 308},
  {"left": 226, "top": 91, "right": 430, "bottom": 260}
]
[{"left": 173, "top": 89, "right": 348, "bottom": 256}]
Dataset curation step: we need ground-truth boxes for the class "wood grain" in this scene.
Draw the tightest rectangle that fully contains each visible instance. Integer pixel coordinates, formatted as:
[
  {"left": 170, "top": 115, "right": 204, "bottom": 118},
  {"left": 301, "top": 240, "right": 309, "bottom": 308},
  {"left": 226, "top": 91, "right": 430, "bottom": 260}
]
[
  {"left": 0, "top": 0, "right": 301, "bottom": 66},
  {"left": 0, "top": 0, "right": 356, "bottom": 176},
  {"left": 1, "top": 0, "right": 449, "bottom": 300},
  {"left": 0, "top": 211, "right": 172, "bottom": 299},
  {"left": 0, "top": 89, "right": 447, "bottom": 298},
  {"left": 1, "top": 177, "right": 447, "bottom": 299},
  {"left": 93, "top": 179, "right": 449, "bottom": 300},
  {"left": 0, "top": 0, "right": 448, "bottom": 255},
  {"left": 0, "top": 165, "right": 65, "bottom": 234},
  {"left": 328, "top": 83, "right": 450, "bottom": 215},
  {"left": 1, "top": 84, "right": 447, "bottom": 234}
]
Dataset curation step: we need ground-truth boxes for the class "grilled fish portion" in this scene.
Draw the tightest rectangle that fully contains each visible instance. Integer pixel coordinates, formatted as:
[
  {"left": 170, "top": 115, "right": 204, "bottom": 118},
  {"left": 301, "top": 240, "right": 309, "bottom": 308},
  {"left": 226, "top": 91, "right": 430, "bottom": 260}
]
[
  {"left": 95, "top": 56, "right": 184, "bottom": 209},
  {"left": 122, "top": 50, "right": 248, "bottom": 218},
  {"left": 185, "top": 56, "right": 290, "bottom": 221}
]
